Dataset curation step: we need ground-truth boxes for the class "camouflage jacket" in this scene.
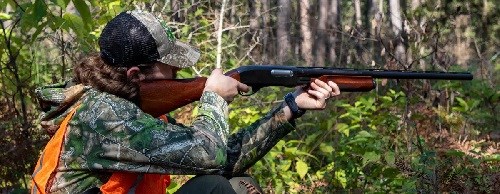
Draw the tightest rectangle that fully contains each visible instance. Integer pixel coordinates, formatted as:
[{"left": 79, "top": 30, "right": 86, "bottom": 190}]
[{"left": 34, "top": 81, "right": 295, "bottom": 193}]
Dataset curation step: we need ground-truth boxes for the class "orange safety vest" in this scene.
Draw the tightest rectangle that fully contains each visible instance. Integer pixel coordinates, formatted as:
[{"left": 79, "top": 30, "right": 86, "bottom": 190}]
[{"left": 31, "top": 107, "right": 171, "bottom": 194}]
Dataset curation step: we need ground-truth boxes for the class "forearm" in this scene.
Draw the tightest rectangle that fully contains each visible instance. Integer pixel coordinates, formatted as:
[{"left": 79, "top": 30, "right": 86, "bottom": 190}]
[
  {"left": 282, "top": 104, "right": 293, "bottom": 121},
  {"left": 225, "top": 102, "right": 295, "bottom": 175}
]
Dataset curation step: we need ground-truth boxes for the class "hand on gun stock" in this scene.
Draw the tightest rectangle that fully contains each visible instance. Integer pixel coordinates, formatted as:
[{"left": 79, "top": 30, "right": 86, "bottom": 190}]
[
  {"left": 203, "top": 68, "right": 250, "bottom": 103},
  {"left": 292, "top": 79, "right": 341, "bottom": 110}
]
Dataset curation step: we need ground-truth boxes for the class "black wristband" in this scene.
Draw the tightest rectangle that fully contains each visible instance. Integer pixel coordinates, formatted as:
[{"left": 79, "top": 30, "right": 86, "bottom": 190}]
[{"left": 284, "top": 93, "right": 306, "bottom": 119}]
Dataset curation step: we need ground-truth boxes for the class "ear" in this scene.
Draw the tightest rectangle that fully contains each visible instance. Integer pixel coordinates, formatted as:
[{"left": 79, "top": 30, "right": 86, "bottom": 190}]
[{"left": 126, "top": 66, "right": 145, "bottom": 80}]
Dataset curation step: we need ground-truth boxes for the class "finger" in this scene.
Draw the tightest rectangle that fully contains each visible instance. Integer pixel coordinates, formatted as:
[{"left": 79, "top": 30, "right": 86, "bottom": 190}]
[
  {"left": 237, "top": 82, "right": 250, "bottom": 93},
  {"left": 310, "top": 81, "right": 330, "bottom": 98},
  {"left": 314, "top": 79, "right": 335, "bottom": 98},
  {"left": 314, "top": 79, "right": 333, "bottom": 94},
  {"left": 328, "top": 81, "right": 341, "bottom": 96},
  {"left": 307, "top": 89, "right": 328, "bottom": 100},
  {"left": 226, "top": 96, "right": 235, "bottom": 103}
]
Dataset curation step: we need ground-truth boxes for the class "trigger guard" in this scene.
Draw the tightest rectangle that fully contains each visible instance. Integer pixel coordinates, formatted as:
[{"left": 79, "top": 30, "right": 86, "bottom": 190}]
[
  {"left": 239, "top": 87, "right": 256, "bottom": 96},
  {"left": 239, "top": 90, "right": 254, "bottom": 96}
]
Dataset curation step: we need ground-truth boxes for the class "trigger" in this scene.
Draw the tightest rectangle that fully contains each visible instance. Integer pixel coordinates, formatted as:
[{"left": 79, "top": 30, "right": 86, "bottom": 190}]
[{"left": 239, "top": 87, "right": 255, "bottom": 96}]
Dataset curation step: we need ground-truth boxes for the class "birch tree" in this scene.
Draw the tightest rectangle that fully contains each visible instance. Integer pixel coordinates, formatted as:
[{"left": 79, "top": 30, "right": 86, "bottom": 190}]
[
  {"left": 369, "top": 0, "right": 383, "bottom": 65},
  {"left": 248, "top": 0, "right": 262, "bottom": 63},
  {"left": 276, "top": 0, "right": 291, "bottom": 63},
  {"left": 315, "top": 0, "right": 328, "bottom": 66},
  {"left": 299, "top": 0, "right": 313, "bottom": 66},
  {"left": 327, "top": 0, "right": 340, "bottom": 66},
  {"left": 389, "top": 0, "right": 407, "bottom": 66}
]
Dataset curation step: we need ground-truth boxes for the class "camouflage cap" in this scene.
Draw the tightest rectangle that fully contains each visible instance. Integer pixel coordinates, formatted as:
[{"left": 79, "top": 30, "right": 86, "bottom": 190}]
[{"left": 99, "top": 10, "right": 200, "bottom": 68}]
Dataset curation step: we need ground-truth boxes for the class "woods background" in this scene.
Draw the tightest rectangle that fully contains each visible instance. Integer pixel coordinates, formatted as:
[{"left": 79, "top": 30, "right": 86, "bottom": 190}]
[{"left": 0, "top": 0, "right": 498, "bottom": 193}]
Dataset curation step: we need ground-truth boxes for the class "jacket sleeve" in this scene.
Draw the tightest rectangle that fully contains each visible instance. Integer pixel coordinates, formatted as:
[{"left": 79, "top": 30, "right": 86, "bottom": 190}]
[{"left": 224, "top": 102, "right": 296, "bottom": 175}]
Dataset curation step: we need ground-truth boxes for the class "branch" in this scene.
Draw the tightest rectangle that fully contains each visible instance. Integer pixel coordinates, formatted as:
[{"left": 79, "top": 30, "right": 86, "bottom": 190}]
[
  {"left": 215, "top": 0, "right": 228, "bottom": 69},
  {"left": 222, "top": 25, "right": 250, "bottom": 32}
]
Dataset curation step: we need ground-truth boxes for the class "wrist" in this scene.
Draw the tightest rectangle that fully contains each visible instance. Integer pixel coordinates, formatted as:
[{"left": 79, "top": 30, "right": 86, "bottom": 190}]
[{"left": 284, "top": 92, "right": 306, "bottom": 119}]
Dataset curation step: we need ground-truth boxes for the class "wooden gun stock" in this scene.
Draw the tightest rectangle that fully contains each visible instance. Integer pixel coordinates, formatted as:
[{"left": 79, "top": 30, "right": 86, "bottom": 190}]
[
  {"left": 140, "top": 71, "right": 241, "bottom": 117},
  {"left": 317, "top": 76, "right": 375, "bottom": 92},
  {"left": 140, "top": 77, "right": 207, "bottom": 117}
]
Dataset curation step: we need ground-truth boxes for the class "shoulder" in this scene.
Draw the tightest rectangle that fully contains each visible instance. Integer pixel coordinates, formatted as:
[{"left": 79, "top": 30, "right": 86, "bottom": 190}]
[{"left": 75, "top": 89, "right": 158, "bottom": 132}]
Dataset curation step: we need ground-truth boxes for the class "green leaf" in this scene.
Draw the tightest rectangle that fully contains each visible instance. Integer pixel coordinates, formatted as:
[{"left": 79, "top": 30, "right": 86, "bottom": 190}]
[
  {"left": 72, "top": 0, "right": 92, "bottom": 30},
  {"left": 284, "top": 147, "right": 298, "bottom": 156},
  {"left": 63, "top": 13, "right": 85, "bottom": 38},
  {"left": 305, "top": 133, "right": 319, "bottom": 145},
  {"left": 385, "top": 151, "right": 395, "bottom": 166},
  {"left": 335, "top": 170, "right": 347, "bottom": 188},
  {"left": 349, "top": 124, "right": 361, "bottom": 130},
  {"left": 355, "top": 130, "right": 374, "bottom": 139},
  {"left": 278, "top": 159, "right": 292, "bottom": 171},
  {"left": 483, "top": 154, "right": 500, "bottom": 162},
  {"left": 195, "top": 8, "right": 204, "bottom": 16},
  {"left": 51, "top": 0, "right": 70, "bottom": 8},
  {"left": 363, "top": 151, "right": 380, "bottom": 164},
  {"left": 316, "top": 170, "right": 325, "bottom": 179},
  {"left": 0, "top": 12, "right": 11, "bottom": 20},
  {"left": 337, "top": 123, "right": 349, "bottom": 136},
  {"left": 33, "top": 0, "right": 48, "bottom": 23},
  {"left": 339, "top": 112, "right": 350, "bottom": 119},
  {"left": 319, "top": 143, "right": 334, "bottom": 154},
  {"left": 176, "top": 69, "right": 193, "bottom": 78},
  {"left": 107, "top": 0, "right": 123, "bottom": 15},
  {"left": 382, "top": 167, "right": 400, "bottom": 178},
  {"left": 348, "top": 137, "right": 367, "bottom": 144},
  {"left": 275, "top": 140, "right": 285, "bottom": 150},
  {"left": 295, "top": 158, "right": 308, "bottom": 179},
  {"left": 382, "top": 96, "right": 393, "bottom": 102},
  {"left": 456, "top": 97, "right": 469, "bottom": 111}
]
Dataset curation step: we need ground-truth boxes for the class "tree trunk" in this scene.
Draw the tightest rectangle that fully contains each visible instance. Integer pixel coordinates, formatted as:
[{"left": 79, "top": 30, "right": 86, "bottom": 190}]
[
  {"left": 354, "top": 0, "right": 362, "bottom": 28},
  {"left": 369, "top": 0, "right": 383, "bottom": 66},
  {"left": 248, "top": 0, "right": 262, "bottom": 63},
  {"left": 315, "top": 0, "right": 328, "bottom": 67},
  {"left": 411, "top": 0, "right": 427, "bottom": 70},
  {"left": 411, "top": 0, "right": 421, "bottom": 10},
  {"left": 261, "top": 0, "right": 271, "bottom": 63},
  {"left": 299, "top": 0, "right": 313, "bottom": 66},
  {"left": 327, "top": 0, "right": 340, "bottom": 66},
  {"left": 170, "top": 0, "right": 184, "bottom": 22},
  {"left": 389, "top": 0, "right": 407, "bottom": 67},
  {"left": 276, "top": 0, "right": 291, "bottom": 63}
]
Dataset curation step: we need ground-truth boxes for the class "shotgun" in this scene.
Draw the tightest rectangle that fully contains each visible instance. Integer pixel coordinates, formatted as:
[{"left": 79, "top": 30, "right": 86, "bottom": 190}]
[{"left": 140, "top": 65, "right": 473, "bottom": 117}]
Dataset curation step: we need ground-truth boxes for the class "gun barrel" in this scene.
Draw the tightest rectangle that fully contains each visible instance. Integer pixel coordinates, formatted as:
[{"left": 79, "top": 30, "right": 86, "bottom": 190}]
[
  {"left": 354, "top": 69, "right": 473, "bottom": 80},
  {"left": 235, "top": 65, "right": 474, "bottom": 81}
]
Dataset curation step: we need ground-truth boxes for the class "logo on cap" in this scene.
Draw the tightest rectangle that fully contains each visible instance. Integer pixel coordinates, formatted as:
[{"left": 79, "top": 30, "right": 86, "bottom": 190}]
[{"left": 158, "top": 20, "right": 176, "bottom": 41}]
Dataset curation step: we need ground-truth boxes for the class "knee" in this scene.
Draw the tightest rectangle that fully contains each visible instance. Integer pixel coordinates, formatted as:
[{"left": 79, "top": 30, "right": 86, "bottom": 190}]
[
  {"left": 229, "top": 176, "right": 263, "bottom": 194},
  {"left": 205, "top": 175, "right": 232, "bottom": 186},
  {"left": 177, "top": 175, "right": 235, "bottom": 194}
]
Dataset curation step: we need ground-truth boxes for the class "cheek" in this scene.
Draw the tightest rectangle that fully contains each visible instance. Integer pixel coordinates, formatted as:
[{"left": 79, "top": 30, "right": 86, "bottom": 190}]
[{"left": 158, "top": 66, "right": 176, "bottom": 79}]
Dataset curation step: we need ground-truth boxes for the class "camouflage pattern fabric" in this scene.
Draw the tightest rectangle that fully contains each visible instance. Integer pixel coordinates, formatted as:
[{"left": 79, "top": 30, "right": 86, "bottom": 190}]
[{"left": 34, "top": 81, "right": 295, "bottom": 193}]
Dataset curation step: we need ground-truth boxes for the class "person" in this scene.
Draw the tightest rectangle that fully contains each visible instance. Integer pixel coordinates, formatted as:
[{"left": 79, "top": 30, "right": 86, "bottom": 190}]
[{"left": 31, "top": 10, "right": 340, "bottom": 194}]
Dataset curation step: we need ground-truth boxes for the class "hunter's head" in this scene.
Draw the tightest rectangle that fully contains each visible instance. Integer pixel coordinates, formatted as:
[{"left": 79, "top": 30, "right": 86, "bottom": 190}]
[{"left": 74, "top": 10, "right": 200, "bottom": 103}]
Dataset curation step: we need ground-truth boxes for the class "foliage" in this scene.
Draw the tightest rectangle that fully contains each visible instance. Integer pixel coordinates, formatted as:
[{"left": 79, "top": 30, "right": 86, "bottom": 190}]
[{"left": 1, "top": 0, "right": 498, "bottom": 193}]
